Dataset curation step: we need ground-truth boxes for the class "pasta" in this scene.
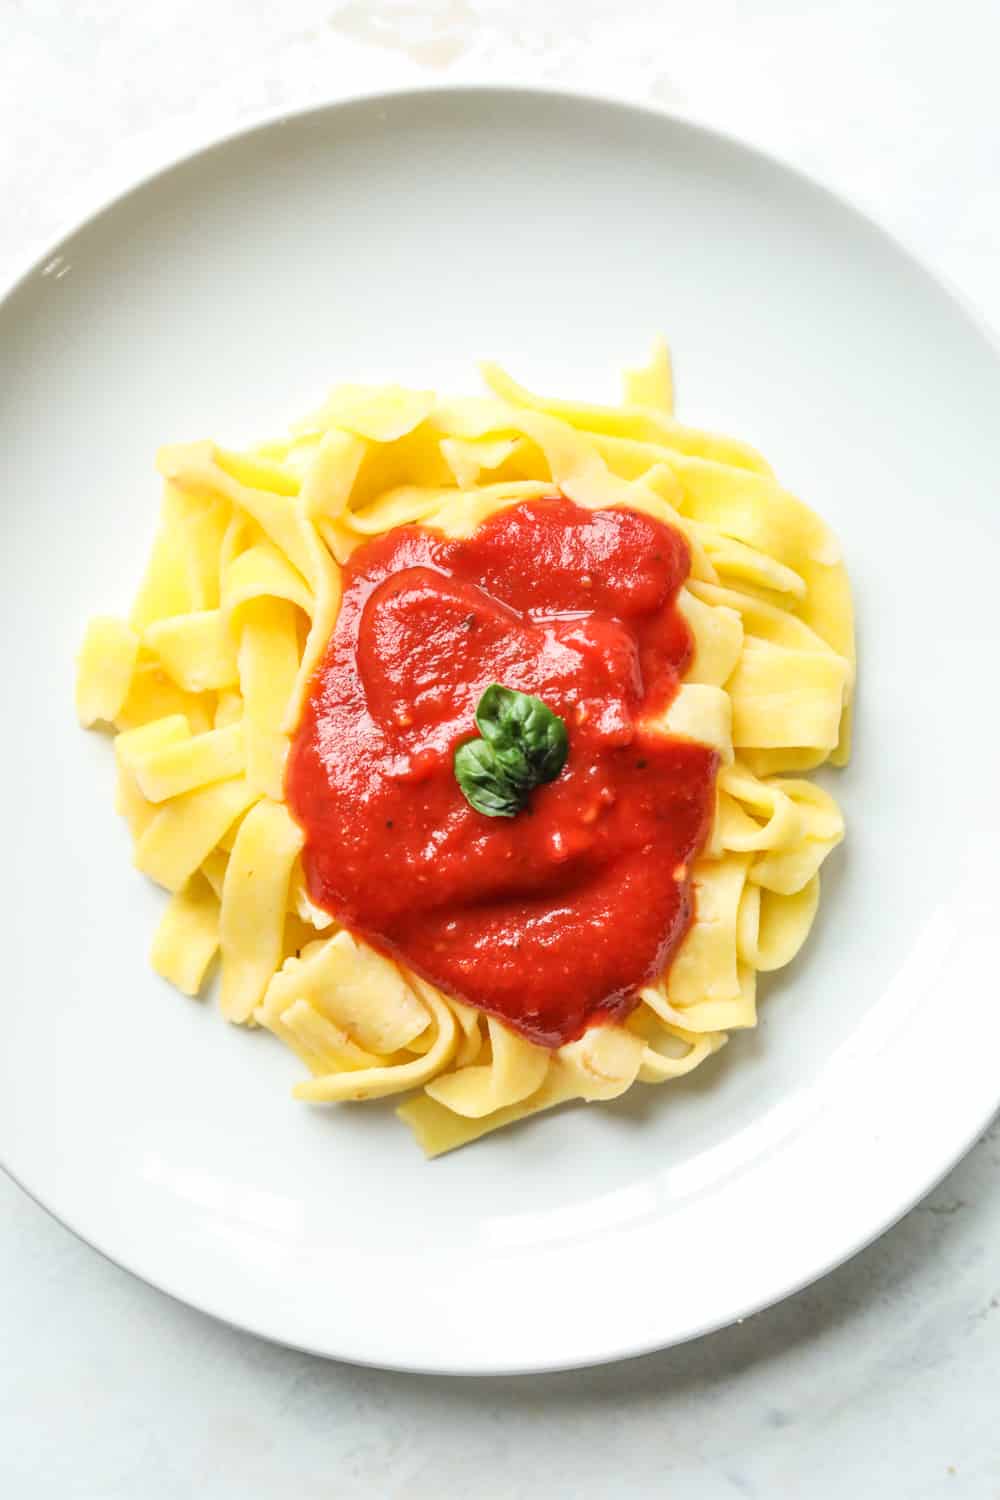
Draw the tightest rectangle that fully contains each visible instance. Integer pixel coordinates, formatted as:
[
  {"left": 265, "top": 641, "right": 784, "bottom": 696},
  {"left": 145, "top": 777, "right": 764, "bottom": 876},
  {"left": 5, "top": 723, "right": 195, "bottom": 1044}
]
[{"left": 76, "top": 343, "right": 853, "bottom": 1155}]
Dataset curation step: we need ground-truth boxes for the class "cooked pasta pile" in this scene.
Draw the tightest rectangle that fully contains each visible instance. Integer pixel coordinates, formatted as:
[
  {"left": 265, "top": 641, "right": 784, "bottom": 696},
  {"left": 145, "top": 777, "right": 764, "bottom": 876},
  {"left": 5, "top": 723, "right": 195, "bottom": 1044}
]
[{"left": 76, "top": 342, "right": 853, "bottom": 1154}]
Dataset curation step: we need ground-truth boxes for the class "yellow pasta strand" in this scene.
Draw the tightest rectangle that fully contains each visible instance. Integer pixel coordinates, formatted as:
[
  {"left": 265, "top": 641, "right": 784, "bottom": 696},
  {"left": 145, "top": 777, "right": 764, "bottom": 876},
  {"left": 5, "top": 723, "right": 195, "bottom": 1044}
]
[
  {"left": 294, "top": 984, "right": 457, "bottom": 1103},
  {"left": 424, "top": 1018, "right": 550, "bottom": 1118},
  {"left": 135, "top": 777, "right": 259, "bottom": 893},
  {"left": 728, "top": 640, "right": 849, "bottom": 752},
  {"left": 144, "top": 610, "right": 239, "bottom": 693},
  {"left": 300, "top": 429, "right": 368, "bottom": 520},
  {"left": 129, "top": 483, "right": 201, "bottom": 629},
  {"left": 219, "top": 799, "right": 304, "bottom": 1023},
  {"left": 622, "top": 335, "right": 674, "bottom": 413},
  {"left": 667, "top": 854, "right": 752, "bottom": 1009},
  {"left": 750, "top": 780, "right": 845, "bottom": 895},
  {"left": 151, "top": 873, "right": 220, "bottom": 996},
  {"left": 678, "top": 589, "right": 743, "bottom": 687},
  {"left": 440, "top": 435, "right": 520, "bottom": 489},
  {"left": 655, "top": 683, "right": 734, "bottom": 761},
  {"left": 257, "top": 931, "right": 429, "bottom": 1055},
  {"left": 480, "top": 361, "right": 771, "bottom": 474},
  {"left": 76, "top": 617, "right": 140, "bottom": 727},
  {"left": 301, "top": 384, "right": 435, "bottom": 443},
  {"left": 237, "top": 599, "right": 300, "bottom": 801},
  {"left": 399, "top": 1025, "right": 644, "bottom": 1157},
  {"left": 737, "top": 876, "right": 821, "bottom": 972},
  {"left": 114, "top": 662, "right": 215, "bottom": 735},
  {"left": 125, "top": 723, "right": 245, "bottom": 804},
  {"left": 270, "top": 998, "right": 384, "bottom": 1076},
  {"left": 634, "top": 1010, "right": 729, "bottom": 1080},
  {"left": 113, "top": 716, "right": 190, "bottom": 841},
  {"left": 223, "top": 542, "right": 313, "bottom": 619}
]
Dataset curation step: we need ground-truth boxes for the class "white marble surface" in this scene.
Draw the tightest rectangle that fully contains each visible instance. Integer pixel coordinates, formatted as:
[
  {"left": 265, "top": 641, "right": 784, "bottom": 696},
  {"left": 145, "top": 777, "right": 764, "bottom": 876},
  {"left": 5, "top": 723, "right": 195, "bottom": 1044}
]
[{"left": 3, "top": 2, "right": 999, "bottom": 1494}]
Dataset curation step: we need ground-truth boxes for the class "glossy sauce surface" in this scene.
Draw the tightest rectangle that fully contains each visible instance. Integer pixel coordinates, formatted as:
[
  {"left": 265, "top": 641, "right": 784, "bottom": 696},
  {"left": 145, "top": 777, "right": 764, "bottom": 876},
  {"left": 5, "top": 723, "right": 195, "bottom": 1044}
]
[{"left": 286, "top": 498, "right": 718, "bottom": 1046}]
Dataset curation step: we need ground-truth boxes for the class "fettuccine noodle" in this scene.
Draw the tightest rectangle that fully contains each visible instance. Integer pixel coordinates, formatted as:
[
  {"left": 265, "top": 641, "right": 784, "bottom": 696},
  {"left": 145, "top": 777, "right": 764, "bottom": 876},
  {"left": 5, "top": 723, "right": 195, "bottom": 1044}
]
[{"left": 76, "top": 340, "right": 853, "bottom": 1154}]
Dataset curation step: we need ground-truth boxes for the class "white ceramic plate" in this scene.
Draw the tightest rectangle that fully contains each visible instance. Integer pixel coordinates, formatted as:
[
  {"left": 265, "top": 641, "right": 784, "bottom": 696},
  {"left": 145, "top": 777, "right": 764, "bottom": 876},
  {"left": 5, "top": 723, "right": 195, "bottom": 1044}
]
[{"left": 3, "top": 86, "right": 1000, "bottom": 1375}]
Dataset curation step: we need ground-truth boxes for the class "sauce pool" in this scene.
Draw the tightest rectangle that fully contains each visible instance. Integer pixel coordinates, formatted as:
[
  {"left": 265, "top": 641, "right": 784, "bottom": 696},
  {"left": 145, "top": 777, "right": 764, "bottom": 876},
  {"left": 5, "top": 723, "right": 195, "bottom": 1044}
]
[{"left": 286, "top": 497, "right": 718, "bottom": 1048}]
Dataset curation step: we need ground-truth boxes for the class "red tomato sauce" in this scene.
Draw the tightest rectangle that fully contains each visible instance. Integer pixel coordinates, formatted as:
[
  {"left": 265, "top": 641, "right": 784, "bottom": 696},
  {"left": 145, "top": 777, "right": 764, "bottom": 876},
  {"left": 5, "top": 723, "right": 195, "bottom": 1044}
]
[{"left": 286, "top": 497, "right": 718, "bottom": 1048}]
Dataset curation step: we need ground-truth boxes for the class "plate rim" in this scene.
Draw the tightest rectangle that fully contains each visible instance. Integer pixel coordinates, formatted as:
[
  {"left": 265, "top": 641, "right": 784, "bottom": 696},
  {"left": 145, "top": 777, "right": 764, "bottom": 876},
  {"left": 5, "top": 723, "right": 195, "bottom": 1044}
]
[{"left": 4, "top": 81, "right": 1000, "bottom": 1375}]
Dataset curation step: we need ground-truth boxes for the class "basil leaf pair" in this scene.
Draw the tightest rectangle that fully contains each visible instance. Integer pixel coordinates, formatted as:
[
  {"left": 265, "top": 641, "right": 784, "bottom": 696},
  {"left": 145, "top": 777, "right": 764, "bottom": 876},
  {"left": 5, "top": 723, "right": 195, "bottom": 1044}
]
[{"left": 454, "top": 684, "right": 569, "bottom": 818}]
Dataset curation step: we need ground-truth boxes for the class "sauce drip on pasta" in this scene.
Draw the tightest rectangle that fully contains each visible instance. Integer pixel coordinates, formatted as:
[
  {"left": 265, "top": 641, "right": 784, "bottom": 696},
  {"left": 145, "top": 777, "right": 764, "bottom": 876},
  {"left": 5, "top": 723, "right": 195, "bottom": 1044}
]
[{"left": 286, "top": 497, "right": 718, "bottom": 1047}]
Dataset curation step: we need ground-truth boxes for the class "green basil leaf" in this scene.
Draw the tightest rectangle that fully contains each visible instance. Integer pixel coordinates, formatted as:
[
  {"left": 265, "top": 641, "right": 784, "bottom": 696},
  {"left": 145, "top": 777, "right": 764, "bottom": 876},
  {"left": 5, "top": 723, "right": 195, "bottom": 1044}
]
[
  {"left": 453, "top": 737, "right": 524, "bottom": 818},
  {"left": 454, "top": 684, "right": 569, "bottom": 819},
  {"left": 491, "top": 742, "right": 536, "bottom": 790},
  {"left": 475, "top": 684, "right": 569, "bottom": 785}
]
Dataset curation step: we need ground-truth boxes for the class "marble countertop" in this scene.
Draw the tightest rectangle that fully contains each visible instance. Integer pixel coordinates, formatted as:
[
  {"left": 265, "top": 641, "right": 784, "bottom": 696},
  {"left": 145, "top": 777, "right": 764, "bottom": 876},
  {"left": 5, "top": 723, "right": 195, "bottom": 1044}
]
[{"left": 2, "top": 3, "right": 998, "bottom": 1495}]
